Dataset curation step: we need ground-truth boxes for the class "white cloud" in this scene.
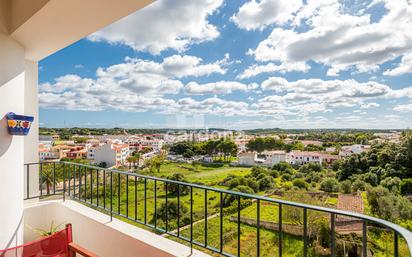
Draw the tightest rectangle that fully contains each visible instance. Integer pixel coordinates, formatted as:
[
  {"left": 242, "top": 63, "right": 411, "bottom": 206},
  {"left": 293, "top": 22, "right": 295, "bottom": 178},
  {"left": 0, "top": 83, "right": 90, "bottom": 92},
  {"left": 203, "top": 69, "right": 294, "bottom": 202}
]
[
  {"left": 248, "top": 0, "right": 412, "bottom": 75},
  {"left": 231, "top": 0, "right": 302, "bottom": 30},
  {"left": 360, "top": 102, "right": 380, "bottom": 109},
  {"left": 39, "top": 54, "right": 228, "bottom": 111},
  {"left": 185, "top": 81, "right": 249, "bottom": 94},
  {"left": 237, "top": 62, "right": 309, "bottom": 79},
  {"left": 88, "top": 0, "right": 223, "bottom": 54},
  {"left": 384, "top": 52, "right": 412, "bottom": 76},
  {"left": 258, "top": 76, "right": 412, "bottom": 114},
  {"left": 393, "top": 103, "right": 412, "bottom": 112}
]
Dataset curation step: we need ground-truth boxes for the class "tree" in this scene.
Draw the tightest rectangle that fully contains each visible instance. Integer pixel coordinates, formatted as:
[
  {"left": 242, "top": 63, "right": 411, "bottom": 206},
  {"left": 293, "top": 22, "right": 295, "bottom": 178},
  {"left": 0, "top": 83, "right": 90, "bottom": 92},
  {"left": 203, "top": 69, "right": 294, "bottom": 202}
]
[
  {"left": 165, "top": 173, "right": 190, "bottom": 196},
  {"left": 147, "top": 154, "right": 165, "bottom": 172},
  {"left": 217, "top": 139, "right": 238, "bottom": 161},
  {"left": 246, "top": 137, "right": 266, "bottom": 153},
  {"left": 156, "top": 200, "right": 188, "bottom": 222},
  {"left": 41, "top": 168, "right": 54, "bottom": 195},
  {"left": 320, "top": 178, "right": 340, "bottom": 192}
]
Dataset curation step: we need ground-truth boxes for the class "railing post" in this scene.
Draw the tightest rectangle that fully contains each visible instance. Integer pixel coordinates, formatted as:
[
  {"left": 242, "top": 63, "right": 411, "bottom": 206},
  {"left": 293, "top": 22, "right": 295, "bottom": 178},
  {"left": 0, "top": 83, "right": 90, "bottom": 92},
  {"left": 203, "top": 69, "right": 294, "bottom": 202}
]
[
  {"left": 154, "top": 180, "right": 157, "bottom": 229},
  {"left": 90, "top": 168, "right": 93, "bottom": 204},
  {"left": 257, "top": 199, "right": 260, "bottom": 257},
  {"left": 204, "top": 189, "right": 208, "bottom": 247},
  {"left": 165, "top": 182, "right": 168, "bottom": 232},
  {"left": 103, "top": 169, "right": 106, "bottom": 209},
  {"left": 190, "top": 186, "right": 193, "bottom": 255},
  {"left": 40, "top": 162, "right": 43, "bottom": 197},
  {"left": 279, "top": 203, "right": 282, "bottom": 257},
  {"left": 362, "top": 220, "right": 367, "bottom": 257},
  {"left": 117, "top": 173, "right": 120, "bottom": 214},
  {"left": 394, "top": 231, "right": 399, "bottom": 257},
  {"left": 237, "top": 195, "right": 241, "bottom": 257},
  {"left": 96, "top": 169, "right": 99, "bottom": 207},
  {"left": 63, "top": 163, "right": 66, "bottom": 202},
  {"left": 134, "top": 176, "right": 137, "bottom": 221},
  {"left": 303, "top": 208, "right": 308, "bottom": 257},
  {"left": 110, "top": 171, "right": 113, "bottom": 222},
  {"left": 177, "top": 184, "right": 180, "bottom": 237},
  {"left": 53, "top": 162, "right": 56, "bottom": 195},
  {"left": 331, "top": 213, "right": 335, "bottom": 257},
  {"left": 26, "top": 164, "right": 30, "bottom": 199},
  {"left": 144, "top": 178, "right": 147, "bottom": 224},
  {"left": 220, "top": 191, "right": 223, "bottom": 254},
  {"left": 126, "top": 175, "right": 129, "bottom": 218}
]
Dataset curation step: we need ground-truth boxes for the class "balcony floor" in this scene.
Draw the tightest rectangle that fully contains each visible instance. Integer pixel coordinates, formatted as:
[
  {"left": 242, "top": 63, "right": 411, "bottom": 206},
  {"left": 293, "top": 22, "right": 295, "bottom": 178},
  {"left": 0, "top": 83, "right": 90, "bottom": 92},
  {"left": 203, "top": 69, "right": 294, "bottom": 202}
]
[{"left": 24, "top": 199, "right": 211, "bottom": 257}]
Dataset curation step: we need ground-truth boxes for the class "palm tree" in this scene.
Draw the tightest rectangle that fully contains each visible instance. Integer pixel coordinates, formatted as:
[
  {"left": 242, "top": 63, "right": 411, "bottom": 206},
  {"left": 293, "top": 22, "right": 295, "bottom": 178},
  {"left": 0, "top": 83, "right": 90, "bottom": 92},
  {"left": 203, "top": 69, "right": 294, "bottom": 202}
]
[{"left": 41, "top": 168, "right": 54, "bottom": 195}]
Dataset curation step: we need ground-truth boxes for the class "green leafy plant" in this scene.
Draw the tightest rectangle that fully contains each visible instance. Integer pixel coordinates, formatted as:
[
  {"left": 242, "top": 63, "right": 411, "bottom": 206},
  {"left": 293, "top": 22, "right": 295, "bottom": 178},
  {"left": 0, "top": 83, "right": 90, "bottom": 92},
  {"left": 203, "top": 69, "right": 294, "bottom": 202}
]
[{"left": 28, "top": 221, "right": 65, "bottom": 237}]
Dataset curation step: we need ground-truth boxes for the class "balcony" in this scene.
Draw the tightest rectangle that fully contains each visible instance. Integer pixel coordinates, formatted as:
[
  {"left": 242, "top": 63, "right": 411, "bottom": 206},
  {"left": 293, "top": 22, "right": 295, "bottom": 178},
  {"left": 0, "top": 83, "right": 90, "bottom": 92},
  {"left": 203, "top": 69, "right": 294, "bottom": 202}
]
[{"left": 21, "top": 161, "right": 412, "bottom": 257}]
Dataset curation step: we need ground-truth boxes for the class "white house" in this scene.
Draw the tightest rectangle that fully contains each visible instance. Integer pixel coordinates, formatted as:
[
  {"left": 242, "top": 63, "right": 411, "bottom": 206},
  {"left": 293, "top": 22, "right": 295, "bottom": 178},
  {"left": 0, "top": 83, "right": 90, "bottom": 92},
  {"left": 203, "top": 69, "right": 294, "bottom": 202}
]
[
  {"left": 263, "top": 150, "right": 286, "bottom": 166},
  {"left": 39, "top": 148, "right": 53, "bottom": 161},
  {"left": 93, "top": 143, "right": 130, "bottom": 167},
  {"left": 339, "top": 144, "right": 371, "bottom": 157},
  {"left": 238, "top": 152, "right": 257, "bottom": 166},
  {"left": 287, "top": 151, "right": 323, "bottom": 165}
]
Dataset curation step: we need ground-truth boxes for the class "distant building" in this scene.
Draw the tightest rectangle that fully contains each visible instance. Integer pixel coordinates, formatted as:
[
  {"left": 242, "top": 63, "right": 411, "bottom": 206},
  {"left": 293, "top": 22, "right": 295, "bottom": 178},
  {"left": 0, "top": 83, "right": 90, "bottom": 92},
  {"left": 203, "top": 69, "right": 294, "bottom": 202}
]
[
  {"left": 288, "top": 151, "right": 322, "bottom": 165},
  {"left": 339, "top": 144, "right": 371, "bottom": 158},
  {"left": 39, "top": 134, "right": 60, "bottom": 142},
  {"left": 320, "top": 153, "right": 340, "bottom": 166},
  {"left": 325, "top": 147, "right": 336, "bottom": 153},
  {"left": 93, "top": 143, "right": 130, "bottom": 167},
  {"left": 39, "top": 148, "right": 54, "bottom": 161},
  {"left": 261, "top": 151, "right": 287, "bottom": 167},
  {"left": 238, "top": 152, "right": 256, "bottom": 166}
]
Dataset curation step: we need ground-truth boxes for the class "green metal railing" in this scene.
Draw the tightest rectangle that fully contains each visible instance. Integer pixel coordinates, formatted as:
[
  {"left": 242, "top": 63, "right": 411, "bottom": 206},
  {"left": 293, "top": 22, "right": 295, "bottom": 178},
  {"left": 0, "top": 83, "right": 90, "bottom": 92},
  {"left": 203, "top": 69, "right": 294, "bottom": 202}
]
[{"left": 24, "top": 161, "right": 412, "bottom": 257}]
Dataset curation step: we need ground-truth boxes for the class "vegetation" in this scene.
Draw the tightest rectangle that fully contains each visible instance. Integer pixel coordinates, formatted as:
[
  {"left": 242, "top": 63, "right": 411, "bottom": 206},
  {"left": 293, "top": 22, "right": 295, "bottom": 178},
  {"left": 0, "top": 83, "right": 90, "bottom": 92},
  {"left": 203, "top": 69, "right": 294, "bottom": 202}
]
[{"left": 169, "top": 138, "right": 238, "bottom": 161}]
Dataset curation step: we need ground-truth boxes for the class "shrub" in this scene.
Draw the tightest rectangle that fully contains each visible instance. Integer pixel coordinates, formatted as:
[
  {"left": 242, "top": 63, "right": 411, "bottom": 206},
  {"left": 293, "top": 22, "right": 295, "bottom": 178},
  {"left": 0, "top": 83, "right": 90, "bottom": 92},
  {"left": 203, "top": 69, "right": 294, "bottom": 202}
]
[
  {"left": 281, "top": 174, "right": 292, "bottom": 182},
  {"left": 400, "top": 178, "right": 412, "bottom": 195},
  {"left": 340, "top": 180, "right": 352, "bottom": 194},
  {"left": 292, "top": 179, "right": 308, "bottom": 190},
  {"left": 250, "top": 166, "right": 267, "bottom": 178},
  {"left": 320, "top": 178, "right": 340, "bottom": 192},
  {"left": 269, "top": 170, "right": 279, "bottom": 178},
  {"left": 380, "top": 177, "right": 401, "bottom": 193},
  {"left": 299, "top": 162, "right": 323, "bottom": 173},
  {"left": 258, "top": 176, "right": 275, "bottom": 191},
  {"left": 361, "top": 172, "right": 379, "bottom": 186},
  {"left": 156, "top": 200, "right": 188, "bottom": 222},
  {"left": 351, "top": 179, "right": 366, "bottom": 192}
]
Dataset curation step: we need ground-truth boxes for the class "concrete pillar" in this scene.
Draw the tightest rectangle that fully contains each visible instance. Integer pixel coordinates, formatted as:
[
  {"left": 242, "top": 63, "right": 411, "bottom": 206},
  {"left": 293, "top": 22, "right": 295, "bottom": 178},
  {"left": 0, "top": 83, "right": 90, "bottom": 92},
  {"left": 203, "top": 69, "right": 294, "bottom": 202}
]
[{"left": 24, "top": 60, "right": 39, "bottom": 199}]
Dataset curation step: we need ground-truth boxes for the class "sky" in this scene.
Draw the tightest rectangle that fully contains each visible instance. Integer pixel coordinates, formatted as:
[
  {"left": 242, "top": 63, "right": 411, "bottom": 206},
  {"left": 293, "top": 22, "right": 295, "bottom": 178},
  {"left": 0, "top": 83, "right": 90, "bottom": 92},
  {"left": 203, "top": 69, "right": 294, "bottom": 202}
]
[{"left": 39, "top": 0, "right": 412, "bottom": 130}]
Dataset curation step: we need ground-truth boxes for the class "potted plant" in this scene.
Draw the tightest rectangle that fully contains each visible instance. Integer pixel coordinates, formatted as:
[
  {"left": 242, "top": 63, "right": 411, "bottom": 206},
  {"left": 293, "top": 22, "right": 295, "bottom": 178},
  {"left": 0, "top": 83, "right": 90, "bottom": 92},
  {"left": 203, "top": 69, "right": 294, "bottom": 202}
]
[
  {"left": 29, "top": 221, "right": 67, "bottom": 256},
  {"left": 6, "top": 112, "right": 34, "bottom": 135}
]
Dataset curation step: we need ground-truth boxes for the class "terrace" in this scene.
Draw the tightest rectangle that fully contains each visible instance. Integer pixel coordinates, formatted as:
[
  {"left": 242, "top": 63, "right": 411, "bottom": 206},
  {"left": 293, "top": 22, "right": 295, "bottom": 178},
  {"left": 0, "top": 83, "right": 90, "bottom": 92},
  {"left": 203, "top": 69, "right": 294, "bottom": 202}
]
[
  {"left": 0, "top": 1, "right": 412, "bottom": 257},
  {"left": 19, "top": 161, "right": 412, "bottom": 256}
]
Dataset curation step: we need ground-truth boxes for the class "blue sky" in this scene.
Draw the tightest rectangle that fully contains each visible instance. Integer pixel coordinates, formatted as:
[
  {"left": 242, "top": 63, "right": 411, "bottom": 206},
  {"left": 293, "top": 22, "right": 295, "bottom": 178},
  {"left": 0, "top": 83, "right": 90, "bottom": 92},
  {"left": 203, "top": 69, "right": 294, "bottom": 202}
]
[{"left": 39, "top": 0, "right": 412, "bottom": 129}]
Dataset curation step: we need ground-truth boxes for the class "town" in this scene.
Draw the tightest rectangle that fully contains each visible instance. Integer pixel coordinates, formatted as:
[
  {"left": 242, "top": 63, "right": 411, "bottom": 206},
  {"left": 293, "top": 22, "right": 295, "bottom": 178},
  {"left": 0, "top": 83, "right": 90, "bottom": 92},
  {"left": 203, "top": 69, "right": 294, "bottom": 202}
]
[{"left": 38, "top": 129, "right": 399, "bottom": 169}]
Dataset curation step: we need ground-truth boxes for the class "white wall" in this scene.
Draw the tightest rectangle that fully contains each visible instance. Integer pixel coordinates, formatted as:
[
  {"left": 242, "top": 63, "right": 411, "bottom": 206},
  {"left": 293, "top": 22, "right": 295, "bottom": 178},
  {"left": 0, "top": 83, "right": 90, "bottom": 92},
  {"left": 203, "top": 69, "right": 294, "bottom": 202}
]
[
  {"left": 94, "top": 144, "right": 116, "bottom": 167},
  {"left": 0, "top": 28, "right": 26, "bottom": 249}
]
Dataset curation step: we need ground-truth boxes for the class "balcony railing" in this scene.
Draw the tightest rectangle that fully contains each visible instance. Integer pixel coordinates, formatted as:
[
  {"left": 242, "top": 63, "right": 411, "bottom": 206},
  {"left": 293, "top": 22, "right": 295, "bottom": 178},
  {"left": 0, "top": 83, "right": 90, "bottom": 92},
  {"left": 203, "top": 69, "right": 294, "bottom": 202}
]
[{"left": 24, "top": 161, "right": 412, "bottom": 257}]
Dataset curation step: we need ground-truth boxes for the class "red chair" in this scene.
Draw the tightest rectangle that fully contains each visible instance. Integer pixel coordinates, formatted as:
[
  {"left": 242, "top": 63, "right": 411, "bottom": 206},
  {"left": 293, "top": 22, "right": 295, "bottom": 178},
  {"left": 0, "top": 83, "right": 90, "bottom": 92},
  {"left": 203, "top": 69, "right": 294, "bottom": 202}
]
[{"left": 0, "top": 224, "right": 98, "bottom": 257}]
